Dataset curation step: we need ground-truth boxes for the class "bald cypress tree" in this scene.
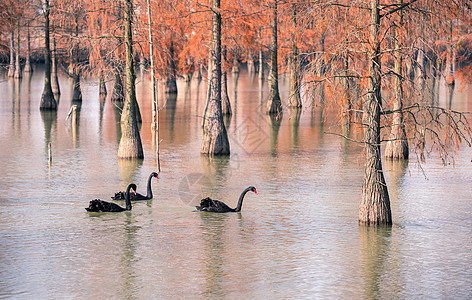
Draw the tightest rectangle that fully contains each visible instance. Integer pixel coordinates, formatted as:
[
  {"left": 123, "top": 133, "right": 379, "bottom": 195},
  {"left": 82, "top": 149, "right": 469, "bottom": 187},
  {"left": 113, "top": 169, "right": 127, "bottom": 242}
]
[{"left": 39, "top": 0, "right": 57, "bottom": 111}]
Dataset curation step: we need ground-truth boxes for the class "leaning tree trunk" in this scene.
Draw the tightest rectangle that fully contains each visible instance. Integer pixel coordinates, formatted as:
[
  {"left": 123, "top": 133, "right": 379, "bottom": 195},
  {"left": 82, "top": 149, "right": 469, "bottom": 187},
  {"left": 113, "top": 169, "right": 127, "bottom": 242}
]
[
  {"left": 266, "top": 0, "right": 282, "bottom": 115},
  {"left": 40, "top": 0, "right": 57, "bottom": 110},
  {"left": 118, "top": 0, "right": 144, "bottom": 159},
  {"left": 385, "top": 0, "right": 408, "bottom": 160},
  {"left": 201, "top": 0, "right": 230, "bottom": 155},
  {"left": 24, "top": 26, "right": 33, "bottom": 73},
  {"left": 8, "top": 31, "right": 15, "bottom": 78},
  {"left": 221, "top": 46, "right": 232, "bottom": 115},
  {"left": 51, "top": 36, "right": 61, "bottom": 96},
  {"left": 14, "top": 20, "right": 22, "bottom": 79},
  {"left": 359, "top": 0, "right": 392, "bottom": 226},
  {"left": 287, "top": 4, "right": 301, "bottom": 108},
  {"left": 165, "top": 42, "right": 178, "bottom": 94}
]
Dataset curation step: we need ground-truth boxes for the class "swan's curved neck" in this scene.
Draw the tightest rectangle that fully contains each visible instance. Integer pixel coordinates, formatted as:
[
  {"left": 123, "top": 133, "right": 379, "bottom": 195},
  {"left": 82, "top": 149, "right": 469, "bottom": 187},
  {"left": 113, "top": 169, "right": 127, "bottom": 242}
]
[
  {"left": 234, "top": 188, "right": 252, "bottom": 212},
  {"left": 125, "top": 186, "right": 133, "bottom": 210},
  {"left": 146, "top": 174, "right": 154, "bottom": 198}
]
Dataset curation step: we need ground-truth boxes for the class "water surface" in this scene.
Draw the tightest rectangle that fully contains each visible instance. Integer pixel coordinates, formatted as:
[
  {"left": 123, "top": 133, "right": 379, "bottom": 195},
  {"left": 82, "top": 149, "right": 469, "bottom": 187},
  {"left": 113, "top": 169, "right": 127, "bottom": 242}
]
[{"left": 0, "top": 68, "right": 471, "bottom": 299}]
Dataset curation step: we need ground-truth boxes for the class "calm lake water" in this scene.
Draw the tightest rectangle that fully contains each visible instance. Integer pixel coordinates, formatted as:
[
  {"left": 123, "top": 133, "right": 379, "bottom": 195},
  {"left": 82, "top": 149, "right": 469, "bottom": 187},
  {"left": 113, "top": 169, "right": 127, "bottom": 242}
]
[{"left": 0, "top": 66, "right": 471, "bottom": 299}]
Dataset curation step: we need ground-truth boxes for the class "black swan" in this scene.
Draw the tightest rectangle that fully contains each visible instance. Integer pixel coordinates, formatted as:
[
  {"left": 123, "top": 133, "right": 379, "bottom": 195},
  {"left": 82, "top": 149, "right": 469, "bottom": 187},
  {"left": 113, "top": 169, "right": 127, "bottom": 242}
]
[
  {"left": 86, "top": 184, "right": 137, "bottom": 212},
  {"left": 196, "top": 186, "right": 257, "bottom": 213},
  {"left": 111, "top": 172, "right": 158, "bottom": 200}
]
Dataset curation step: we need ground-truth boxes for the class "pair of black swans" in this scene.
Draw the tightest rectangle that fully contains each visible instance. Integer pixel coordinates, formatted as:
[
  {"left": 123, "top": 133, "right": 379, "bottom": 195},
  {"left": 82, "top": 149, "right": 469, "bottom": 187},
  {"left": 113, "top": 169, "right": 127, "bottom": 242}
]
[{"left": 85, "top": 172, "right": 258, "bottom": 213}]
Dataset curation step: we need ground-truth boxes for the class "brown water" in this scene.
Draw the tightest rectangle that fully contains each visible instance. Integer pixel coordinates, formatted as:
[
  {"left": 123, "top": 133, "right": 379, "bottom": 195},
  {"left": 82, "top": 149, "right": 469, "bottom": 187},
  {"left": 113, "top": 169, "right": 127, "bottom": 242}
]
[{"left": 0, "top": 67, "right": 471, "bottom": 299}]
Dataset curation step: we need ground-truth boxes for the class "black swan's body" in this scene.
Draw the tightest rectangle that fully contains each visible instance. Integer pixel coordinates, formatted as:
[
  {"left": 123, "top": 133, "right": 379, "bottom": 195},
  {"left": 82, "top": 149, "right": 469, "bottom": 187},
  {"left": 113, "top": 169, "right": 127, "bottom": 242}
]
[
  {"left": 111, "top": 172, "right": 158, "bottom": 200},
  {"left": 196, "top": 186, "right": 257, "bottom": 213},
  {"left": 86, "top": 184, "right": 137, "bottom": 212}
]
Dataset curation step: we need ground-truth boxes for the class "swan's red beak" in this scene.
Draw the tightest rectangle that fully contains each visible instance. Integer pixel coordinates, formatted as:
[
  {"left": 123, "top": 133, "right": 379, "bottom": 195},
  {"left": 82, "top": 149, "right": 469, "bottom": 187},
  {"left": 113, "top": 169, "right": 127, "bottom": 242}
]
[
  {"left": 254, "top": 189, "right": 257, "bottom": 194},
  {"left": 134, "top": 191, "right": 137, "bottom": 195}
]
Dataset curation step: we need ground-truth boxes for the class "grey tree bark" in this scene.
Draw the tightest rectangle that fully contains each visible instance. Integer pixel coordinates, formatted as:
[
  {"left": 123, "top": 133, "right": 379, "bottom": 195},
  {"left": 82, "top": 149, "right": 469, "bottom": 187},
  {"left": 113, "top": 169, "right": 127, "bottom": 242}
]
[
  {"left": 221, "top": 46, "right": 232, "bottom": 115},
  {"left": 51, "top": 36, "right": 61, "bottom": 96},
  {"left": 146, "top": 0, "right": 160, "bottom": 171},
  {"left": 39, "top": 0, "right": 57, "bottom": 110},
  {"left": 165, "top": 42, "right": 178, "bottom": 94},
  {"left": 71, "top": 19, "right": 82, "bottom": 102},
  {"left": 359, "top": 0, "right": 392, "bottom": 226},
  {"left": 24, "top": 26, "right": 33, "bottom": 73},
  {"left": 8, "top": 31, "right": 15, "bottom": 78},
  {"left": 266, "top": 0, "right": 282, "bottom": 115},
  {"left": 117, "top": 0, "right": 144, "bottom": 159},
  {"left": 288, "top": 4, "right": 301, "bottom": 108},
  {"left": 385, "top": 0, "right": 408, "bottom": 160},
  {"left": 14, "top": 20, "right": 22, "bottom": 79},
  {"left": 200, "top": 0, "right": 230, "bottom": 155}
]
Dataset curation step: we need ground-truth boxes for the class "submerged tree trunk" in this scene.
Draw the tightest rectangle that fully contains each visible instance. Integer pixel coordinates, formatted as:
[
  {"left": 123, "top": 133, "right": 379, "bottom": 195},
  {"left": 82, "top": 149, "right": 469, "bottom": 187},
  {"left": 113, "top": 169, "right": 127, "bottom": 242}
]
[
  {"left": 231, "top": 55, "right": 239, "bottom": 74},
  {"left": 359, "top": 0, "right": 391, "bottom": 226},
  {"left": 385, "top": 0, "right": 408, "bottom": 160},
  {"left": 201, "top": 0, "right": 230, "bottom": 155},
  {"left": 165, "top": 42, "right": 178, "bottom": 94},
  {"left": 221, "top": 46, "right": 232, "bottom": 115},
  {"left": 24, "top": 26, "right": 33, "bottom": 73},
  {"left": 71, "top": 19, "right": 82, "bottom": 102},
  {"left": 51, "top": 36, "right": 61, "bottom": 96},
  {"left": 118, "top": 0, "right": 144, "bottom": 159},
  {"left": 288, "top": 4, "right": 301, "bottom": 108},
  {"left": 14, "top": 20, "right": 22, "bottom": 79},
  {"left": 40, "top": 0, "right": 57, "bottom": 110},
  {"left": 247, "top": 51, "right": 255, "bottom": 75},
  {"left": 266, "top": 0, "right": 282, "bottom": 115},
  {"left": 8, "top": 31, "right": 15, "bottom": 78}
]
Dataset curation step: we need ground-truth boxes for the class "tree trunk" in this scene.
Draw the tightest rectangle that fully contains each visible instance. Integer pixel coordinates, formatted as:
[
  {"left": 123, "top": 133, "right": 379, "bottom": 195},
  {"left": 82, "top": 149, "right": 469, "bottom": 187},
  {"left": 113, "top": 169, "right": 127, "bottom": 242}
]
[
  {"left": 359, "top": 0, "right": 392, "bottom": 226},
  {"left": 51, "top": 36, "right": 61, "bottom": 96},
  {"left": 165, "top": 42, "right": 178, "bottom": 94},
  {"left": 99, "top": 70, "right": 107, "bottom": 97},
  {"left": 112, "top": 65, "right": 124, "bottom": 102},
  {"left": 385, "top": 0, "right": 408, "bottom": 160},
  {"left": 14, "top": 20, "right": 22, "bottom": 79},
  {"left": 8, "top": 31, "right": 15, "bottom": 78},
  {"left": 247, "top": 51, "right": 255, "bottom": 75},
  {"left": 446, "top": 21, "right": 455, "bottom": 87},
  {"left": 221, "top": 46, "right": 232, "bottom": 115},
  {"left": 146, "top": 0, "right": 160, "bottom": 172},
  {"left": 24, "top": 26, "right": 33, "bottom": 73},
  {"left": 288, "top": 4, "right": 301, "bottom": 108},
  {"left": 341, "top": 51, "right": 351, "bottom": 127},
  {"left": 231, "top": 55, "right": 239, "bottom": 74},
  {"left": 315, "top": 33, "right": 326, "bottom": 106},
  {"left": 71, "top": 20, "right": 82, "bottom": 102},
  {"left": 258, "top": 30, "right": 264, "bottom": 80},
  {"left": 201, "top": 0, "right": 230, "bottom": 155},
  {"left": 118, "top": 0, "right": 144, "bottom": 159},
  {"left": 266, "top": 0, "right": 282, "bottom": 115},
  {"left": 40, "top": 0, "right": 57, "bottom": 110}
]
